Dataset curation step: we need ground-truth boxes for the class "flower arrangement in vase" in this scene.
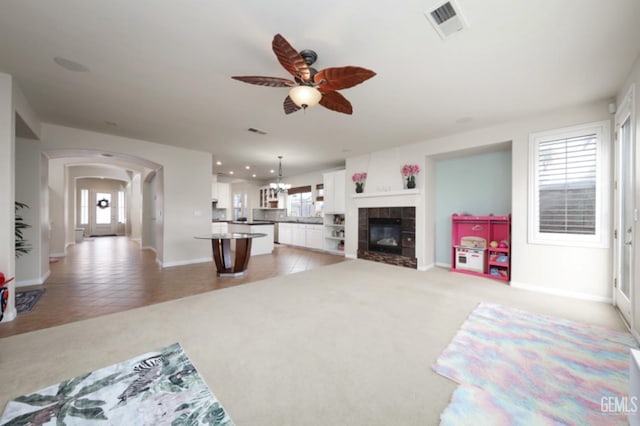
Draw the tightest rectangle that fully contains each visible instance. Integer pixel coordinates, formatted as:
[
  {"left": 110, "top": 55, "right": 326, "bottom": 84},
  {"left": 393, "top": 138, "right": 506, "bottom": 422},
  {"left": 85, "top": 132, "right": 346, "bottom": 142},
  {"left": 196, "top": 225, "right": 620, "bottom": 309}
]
[
  {"left": 352, "top": 172, "right": 367, "bottom": 193},
  {"left": 401, "top": 164, "right": 420, "bottom": 189}
]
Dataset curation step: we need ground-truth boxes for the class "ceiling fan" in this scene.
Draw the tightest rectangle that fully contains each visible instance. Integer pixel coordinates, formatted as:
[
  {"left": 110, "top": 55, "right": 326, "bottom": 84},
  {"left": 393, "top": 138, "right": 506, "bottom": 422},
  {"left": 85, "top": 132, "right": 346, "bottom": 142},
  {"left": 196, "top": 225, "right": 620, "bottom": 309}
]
[{"left": 232, "top": 34, "right": 376, "bottom": 115}]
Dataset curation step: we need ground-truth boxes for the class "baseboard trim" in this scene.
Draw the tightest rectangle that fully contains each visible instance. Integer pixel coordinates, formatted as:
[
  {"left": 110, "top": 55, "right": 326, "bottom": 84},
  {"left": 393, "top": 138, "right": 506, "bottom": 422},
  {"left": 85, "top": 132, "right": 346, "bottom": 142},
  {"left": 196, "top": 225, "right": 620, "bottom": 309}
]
[
  {"left": 418, "top": 263, "right": 435, "bottom": 271},
  {"left": 510, "top": 280, "right": 612, "bottom": 303},
  {"left": 162, "top": 257, "right": 212, "bottom": 268},
  {"left": 435, "top": 262, "right": 451, "bottom": 269},
  {"left": 0, "top": 308, "right": 16, "bottom": 323},
  {"left": 15, "top": 270, "right": 50, "bottom": 288},
  {"left": 345, "top": 253, "right": 357, "bottom": 260},
  {"left": 142, "top": 246, "right": 157, "bottom": 253},
  {"left": 50, "top": 252, "right": 66, "bottom": 258}
]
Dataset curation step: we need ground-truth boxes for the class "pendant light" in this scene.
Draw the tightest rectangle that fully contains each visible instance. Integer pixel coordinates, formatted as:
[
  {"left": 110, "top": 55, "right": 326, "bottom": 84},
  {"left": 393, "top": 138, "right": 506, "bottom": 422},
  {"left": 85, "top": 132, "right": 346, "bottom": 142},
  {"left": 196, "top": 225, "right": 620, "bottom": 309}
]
[{"left": 270, "top": 156, "right": 292, "bottom": 193}]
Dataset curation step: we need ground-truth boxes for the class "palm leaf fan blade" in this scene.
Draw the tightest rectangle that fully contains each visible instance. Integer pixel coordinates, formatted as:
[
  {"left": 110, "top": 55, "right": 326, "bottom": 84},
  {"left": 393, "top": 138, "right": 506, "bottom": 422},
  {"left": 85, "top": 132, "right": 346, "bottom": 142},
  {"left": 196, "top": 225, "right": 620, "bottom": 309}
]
[
  {"left": 314, "top": 66, "right": 376, "bottom": 92},
  {"left": 272, "top": 34, "right": 310, "bottom": 81},
  {"left": 231, "top": 76, "right": 296, "bottom": 88},
  {"left": 283, "top": 96, "right": 301, "bottom": 114},
  {"left": 319, "top": 91, "right": 352, "bottom": 115}
]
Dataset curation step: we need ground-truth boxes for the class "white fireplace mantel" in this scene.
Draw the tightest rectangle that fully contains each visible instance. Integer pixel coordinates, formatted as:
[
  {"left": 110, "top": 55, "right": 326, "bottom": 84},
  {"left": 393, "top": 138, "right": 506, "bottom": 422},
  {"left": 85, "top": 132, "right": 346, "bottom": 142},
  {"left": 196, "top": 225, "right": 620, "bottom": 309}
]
[{"left": 352, "top": 189, "right": 421, "bottom": 208}]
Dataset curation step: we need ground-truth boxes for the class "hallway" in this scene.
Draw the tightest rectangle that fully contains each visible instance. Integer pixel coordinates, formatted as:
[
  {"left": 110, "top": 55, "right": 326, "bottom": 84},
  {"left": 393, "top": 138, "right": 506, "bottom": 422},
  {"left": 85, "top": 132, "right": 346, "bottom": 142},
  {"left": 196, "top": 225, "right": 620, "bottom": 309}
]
[{"left": 0, "top": 236, "right": 346, "bottom": 337}]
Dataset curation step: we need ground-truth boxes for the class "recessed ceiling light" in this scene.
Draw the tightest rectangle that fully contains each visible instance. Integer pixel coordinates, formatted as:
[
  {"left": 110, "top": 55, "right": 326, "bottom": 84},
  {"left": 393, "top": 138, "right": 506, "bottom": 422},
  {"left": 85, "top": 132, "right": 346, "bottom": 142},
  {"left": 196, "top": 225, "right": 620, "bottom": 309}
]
[
  {"left": 270, "top": 169, "right": 275, "bottom": 174},
  {"left": 229, "top": 171, "right": 234, "bottom": 175},
  {"left": 245, "top": 165, "right": 251, "bottom": 170},
  {"left": 216, "top": 161, "right": 222, "bottom": 165},
  {"left": 252, "top": 174, "right": 256, "bottom": 178},
  {"left": 54, "top": 56, "right": 90, "bottom": 72}
]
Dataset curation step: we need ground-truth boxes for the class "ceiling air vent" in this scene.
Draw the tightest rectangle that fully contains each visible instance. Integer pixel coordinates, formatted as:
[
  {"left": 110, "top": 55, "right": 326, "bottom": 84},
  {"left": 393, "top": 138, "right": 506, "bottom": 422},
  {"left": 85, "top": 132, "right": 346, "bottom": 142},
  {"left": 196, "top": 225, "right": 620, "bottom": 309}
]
[
  {"left": 248, "top": 127, "right": 267, "bottom": 135},
  {"left": 425, "top": 0, "right": 469, "bottom": 40}
]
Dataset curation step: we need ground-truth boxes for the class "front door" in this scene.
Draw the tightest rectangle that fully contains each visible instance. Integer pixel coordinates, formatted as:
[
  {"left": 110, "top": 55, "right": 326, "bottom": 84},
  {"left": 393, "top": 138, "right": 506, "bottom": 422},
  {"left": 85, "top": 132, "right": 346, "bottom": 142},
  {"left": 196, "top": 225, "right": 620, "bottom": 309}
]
[
  {"left": 91, "top": 191, "right": 116, "bottom": 236},
  {"left": 614, "top": 87, "right": 635, "bottom": 326}
]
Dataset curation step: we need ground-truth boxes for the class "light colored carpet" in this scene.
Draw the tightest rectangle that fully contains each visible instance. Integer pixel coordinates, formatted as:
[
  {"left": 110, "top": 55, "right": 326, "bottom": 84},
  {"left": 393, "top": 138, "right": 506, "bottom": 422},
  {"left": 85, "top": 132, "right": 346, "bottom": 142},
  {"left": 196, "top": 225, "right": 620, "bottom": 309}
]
[{"left": 0, "top": 260, "right": 627, "bottom": 425}]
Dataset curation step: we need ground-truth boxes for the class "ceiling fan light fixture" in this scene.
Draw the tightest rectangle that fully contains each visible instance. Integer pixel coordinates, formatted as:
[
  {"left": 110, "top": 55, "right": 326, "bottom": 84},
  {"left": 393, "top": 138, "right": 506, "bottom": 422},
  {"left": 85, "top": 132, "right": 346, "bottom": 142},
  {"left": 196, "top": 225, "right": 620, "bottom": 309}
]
[{"left": 288, "top": 85, "right": 322, "bottom": 109}]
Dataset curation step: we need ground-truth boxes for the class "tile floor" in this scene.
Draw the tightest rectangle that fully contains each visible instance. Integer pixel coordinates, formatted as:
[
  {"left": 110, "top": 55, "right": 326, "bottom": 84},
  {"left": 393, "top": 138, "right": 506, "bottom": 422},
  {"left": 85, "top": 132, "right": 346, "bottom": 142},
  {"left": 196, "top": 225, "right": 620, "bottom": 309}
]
[{"left": 0, "top": 236, "right": 347, "bottom": 338}]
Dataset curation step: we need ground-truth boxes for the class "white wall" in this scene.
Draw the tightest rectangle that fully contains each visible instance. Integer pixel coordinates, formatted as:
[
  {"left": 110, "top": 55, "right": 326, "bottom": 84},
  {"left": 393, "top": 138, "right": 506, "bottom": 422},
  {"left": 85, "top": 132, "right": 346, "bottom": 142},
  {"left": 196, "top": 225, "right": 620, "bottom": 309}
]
[
  {"left": 15, "top": 138, "right": 48, "bottom": 286},
  {"left": 48, "top": 158, "right": 66, "bottom": 257},
  {"left": 0, "top": 73, "right": 16, "bottom": 321},
  {"left": 0, "top": 73, "right": 41, "bottom": 321},
  {"left": 42, "top": 124, "right": 212, "bottom": 267},
  {"left": 346, "top": 99, "right": 613, "bottom": 300}
]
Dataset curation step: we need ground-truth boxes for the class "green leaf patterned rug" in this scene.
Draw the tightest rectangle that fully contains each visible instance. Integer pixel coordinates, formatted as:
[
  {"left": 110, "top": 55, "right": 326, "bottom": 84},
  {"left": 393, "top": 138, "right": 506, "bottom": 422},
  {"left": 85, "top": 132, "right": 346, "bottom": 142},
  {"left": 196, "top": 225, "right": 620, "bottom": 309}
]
[{"left": 0, "top": 342, "right": 234, "bottom": 425}]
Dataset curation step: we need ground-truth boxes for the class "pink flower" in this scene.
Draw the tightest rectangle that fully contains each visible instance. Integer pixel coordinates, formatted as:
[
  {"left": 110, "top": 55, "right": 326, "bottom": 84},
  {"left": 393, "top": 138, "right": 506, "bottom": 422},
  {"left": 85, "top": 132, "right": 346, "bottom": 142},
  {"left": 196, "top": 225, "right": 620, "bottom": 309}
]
[
  {"left": 352, "top": 172, "right": 367, "bottom": 183},
  {"left": 401, "top": 164, "right": 420, "bottom": 177}
]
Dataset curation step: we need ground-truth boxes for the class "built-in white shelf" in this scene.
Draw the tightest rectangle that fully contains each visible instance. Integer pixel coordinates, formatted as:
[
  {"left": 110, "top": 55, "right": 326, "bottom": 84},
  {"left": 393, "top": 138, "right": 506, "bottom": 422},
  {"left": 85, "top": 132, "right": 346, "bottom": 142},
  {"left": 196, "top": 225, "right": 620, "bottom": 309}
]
[
  {"left": 351, "top": 189, "right": 420, "bottom": 198},
  {"left": 352, "top": 189, "right": 422, "bottom": 208}
]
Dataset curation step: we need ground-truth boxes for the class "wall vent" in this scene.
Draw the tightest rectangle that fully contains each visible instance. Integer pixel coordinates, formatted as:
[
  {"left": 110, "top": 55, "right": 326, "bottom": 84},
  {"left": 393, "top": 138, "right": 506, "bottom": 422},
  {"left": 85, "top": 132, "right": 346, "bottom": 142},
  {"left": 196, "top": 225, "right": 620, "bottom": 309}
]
[
  {"left": 425, "top": 0, "right": 469, "bottom": 40},
  {"left": 248, "top": 127, "right": 267, "bottom": 135}
]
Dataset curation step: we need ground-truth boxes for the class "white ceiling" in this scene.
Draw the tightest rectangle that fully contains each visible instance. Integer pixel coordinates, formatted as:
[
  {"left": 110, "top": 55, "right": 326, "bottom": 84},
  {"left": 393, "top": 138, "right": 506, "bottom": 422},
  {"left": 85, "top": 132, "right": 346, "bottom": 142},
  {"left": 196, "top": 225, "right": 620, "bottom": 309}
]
[{"left": 1, "top": 0, "right": 639, "bottom": 181}]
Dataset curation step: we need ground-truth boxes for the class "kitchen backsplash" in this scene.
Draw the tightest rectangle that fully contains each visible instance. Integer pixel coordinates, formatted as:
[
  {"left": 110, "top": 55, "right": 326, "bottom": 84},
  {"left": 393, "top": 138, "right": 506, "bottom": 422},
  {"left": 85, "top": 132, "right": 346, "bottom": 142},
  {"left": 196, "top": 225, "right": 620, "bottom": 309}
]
[
  {"left": 252, "top": 208, "right": 286, "bottom": 221},
  {"left": 252, "top": 208, "right": 322, "bottom": 224},
  {"left": 212, "top": 208, "right": 227, "bottom": 220}
]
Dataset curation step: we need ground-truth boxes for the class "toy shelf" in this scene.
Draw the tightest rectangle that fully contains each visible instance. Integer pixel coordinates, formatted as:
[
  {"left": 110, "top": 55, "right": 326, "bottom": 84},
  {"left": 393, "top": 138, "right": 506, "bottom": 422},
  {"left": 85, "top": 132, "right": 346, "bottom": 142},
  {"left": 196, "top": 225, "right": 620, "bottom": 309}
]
[{"left": 451, "top": 214, "right": 511, "bottom": 282}]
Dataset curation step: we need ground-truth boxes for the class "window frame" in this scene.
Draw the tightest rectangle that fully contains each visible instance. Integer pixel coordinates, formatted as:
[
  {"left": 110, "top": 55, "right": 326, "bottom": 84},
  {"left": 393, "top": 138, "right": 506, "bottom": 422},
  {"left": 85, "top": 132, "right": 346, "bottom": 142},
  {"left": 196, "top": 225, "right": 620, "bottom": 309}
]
[{"left": 528, "top": 120, "right": 611, "bottom": 248}]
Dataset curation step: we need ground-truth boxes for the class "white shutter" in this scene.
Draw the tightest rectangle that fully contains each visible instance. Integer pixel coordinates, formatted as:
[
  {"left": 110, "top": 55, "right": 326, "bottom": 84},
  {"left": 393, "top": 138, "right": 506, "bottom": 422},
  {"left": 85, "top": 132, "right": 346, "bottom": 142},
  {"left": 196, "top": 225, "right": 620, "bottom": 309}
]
[{"left": 537, "top": 134, "right": 597, "bottom": 235}]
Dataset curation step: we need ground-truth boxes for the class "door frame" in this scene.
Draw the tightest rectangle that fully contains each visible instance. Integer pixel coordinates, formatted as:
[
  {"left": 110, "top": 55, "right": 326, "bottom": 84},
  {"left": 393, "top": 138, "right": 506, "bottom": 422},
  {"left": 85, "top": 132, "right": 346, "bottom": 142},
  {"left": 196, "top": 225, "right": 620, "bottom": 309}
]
[
  {"left": 91, "top": 190, "right": 117, "bottom": 236},
  {"left": 613, "top": 84, "right": 636, "bottom": 326}
]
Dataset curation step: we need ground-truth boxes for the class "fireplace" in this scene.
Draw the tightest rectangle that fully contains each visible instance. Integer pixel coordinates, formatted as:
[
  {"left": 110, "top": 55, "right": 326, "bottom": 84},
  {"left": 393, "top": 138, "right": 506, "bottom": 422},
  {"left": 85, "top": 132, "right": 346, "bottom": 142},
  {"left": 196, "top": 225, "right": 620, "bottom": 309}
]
[
  {"left": 369, "top": 218, "right": 402, "bottom": 254},
  {"left": 358, "top": 207, "right": 416, "bottom": 269}
]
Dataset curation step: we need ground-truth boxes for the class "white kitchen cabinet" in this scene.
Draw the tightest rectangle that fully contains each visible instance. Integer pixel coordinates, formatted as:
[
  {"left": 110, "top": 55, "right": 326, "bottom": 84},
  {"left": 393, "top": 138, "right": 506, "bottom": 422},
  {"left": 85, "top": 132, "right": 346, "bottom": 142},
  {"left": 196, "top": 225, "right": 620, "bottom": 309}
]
[
  {"left": 322, "top": 169, "right": 346, "bottom": 213},
  {"left": 278, "top": 223, "right": 324, "bottom": 250},
  {"left": 291, "top": 224, "right": 306, "bottom": 246},
  {"left": 278, "top": 223, "right": 293, "bottom": 245},
  {"left": 305, "top": 225, "right": 324, "bottom": 250},
  {"left": 217, "top": 183, "right": 230, "bottom": 208},
  {"left": 211, "top": 222, "right": 228, "bottom": 234},
  {"left": 227, "top": 222, "right": 274, "bottom": 256}
]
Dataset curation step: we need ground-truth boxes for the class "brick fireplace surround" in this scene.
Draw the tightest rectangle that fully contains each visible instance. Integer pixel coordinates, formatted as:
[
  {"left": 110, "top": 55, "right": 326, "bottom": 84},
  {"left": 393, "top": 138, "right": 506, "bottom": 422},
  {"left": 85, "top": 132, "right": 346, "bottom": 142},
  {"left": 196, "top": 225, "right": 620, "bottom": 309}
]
[{"left": 358, "top": 207, "right": 417, "bottom": 269}]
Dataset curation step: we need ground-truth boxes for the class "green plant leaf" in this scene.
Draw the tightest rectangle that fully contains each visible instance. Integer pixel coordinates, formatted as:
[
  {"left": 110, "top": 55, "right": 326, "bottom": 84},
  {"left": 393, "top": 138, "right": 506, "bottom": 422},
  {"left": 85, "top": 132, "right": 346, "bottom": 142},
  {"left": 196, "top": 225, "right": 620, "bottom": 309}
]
[
  {"left": 73, "top": 398, "right": 106, "bottom": 408},
  {"left": 14, "top": 393, "right": 60, "bottom": 406},
  {"left": 56, "top": 373, "right": 91, "bottom": 398},
  {"left": 76, "top": 372, "right": 122, "bottom": 396},
  {"left": 66, "top": 406, "right": 107, "bottom": 420}
]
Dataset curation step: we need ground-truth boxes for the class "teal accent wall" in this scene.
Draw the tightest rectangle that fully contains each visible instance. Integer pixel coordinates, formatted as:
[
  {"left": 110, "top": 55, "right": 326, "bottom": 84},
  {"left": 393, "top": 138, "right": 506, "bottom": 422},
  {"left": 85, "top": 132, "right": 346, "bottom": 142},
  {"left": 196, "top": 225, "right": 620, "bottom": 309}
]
[{"left": 435, "top": 150, "right": 512, "bottom": 265}]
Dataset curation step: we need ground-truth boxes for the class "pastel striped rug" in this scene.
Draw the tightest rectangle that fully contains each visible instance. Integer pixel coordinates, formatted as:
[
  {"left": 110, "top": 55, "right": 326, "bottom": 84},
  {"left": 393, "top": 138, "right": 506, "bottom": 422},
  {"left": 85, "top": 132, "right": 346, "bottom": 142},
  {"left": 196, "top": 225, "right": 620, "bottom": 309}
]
[{"left": 433, "top": 303, "right": 637, "bottom": 425}]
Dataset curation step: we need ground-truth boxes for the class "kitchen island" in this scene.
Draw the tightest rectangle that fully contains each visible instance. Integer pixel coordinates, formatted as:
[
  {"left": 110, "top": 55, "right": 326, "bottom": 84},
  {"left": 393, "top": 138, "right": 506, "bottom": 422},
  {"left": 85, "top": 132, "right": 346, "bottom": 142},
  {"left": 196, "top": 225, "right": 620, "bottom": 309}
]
[{"left": 227, "top": 221, "right": 275, "bottom": 255}]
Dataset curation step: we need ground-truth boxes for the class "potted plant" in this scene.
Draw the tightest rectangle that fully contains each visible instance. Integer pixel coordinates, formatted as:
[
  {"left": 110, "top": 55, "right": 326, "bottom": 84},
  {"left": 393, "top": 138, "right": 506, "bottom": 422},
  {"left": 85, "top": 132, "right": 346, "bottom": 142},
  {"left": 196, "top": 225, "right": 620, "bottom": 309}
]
[
  {"left": 15, "top": 202, "right": 32, "bottom": 257},
  {"left": 401, "top": 164, "right": 420, "bottom": 189},
  {"left": 352, "top": 172, "right": 367, "bottom": 193}
]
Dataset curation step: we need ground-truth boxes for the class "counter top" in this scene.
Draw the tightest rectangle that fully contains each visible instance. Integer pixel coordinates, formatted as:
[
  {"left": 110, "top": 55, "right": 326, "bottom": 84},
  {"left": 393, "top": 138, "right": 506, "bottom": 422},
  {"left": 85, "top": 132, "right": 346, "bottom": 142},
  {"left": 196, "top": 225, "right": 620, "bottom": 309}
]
[
  {"left": 213, "top": 219, "right": 322, "bottom": 225},
  {"left": 195, "top": 233, "right": 267, "bottom": 240},
  {"left": 212, "top": 220, "right": 274, "bottom": 225},
  {"left": 277, "top": 220, "right": 323, "bottom": 225}
]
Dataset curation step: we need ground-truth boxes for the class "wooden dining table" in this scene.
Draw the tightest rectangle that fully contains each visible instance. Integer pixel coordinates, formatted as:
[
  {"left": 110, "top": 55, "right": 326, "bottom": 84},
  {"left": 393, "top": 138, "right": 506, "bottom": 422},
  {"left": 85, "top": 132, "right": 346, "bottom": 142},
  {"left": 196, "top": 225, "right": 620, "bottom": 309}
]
[{"left": 195, "top": 233, "right": 266, "bottom": 277}]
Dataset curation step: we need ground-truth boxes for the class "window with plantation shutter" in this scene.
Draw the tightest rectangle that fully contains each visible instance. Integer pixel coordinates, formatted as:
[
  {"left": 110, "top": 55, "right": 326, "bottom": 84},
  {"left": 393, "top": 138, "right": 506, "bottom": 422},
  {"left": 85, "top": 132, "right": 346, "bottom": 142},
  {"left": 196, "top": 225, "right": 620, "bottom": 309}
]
[{"left": 528, "top": 120, "right": 610, "bottom": 247}]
